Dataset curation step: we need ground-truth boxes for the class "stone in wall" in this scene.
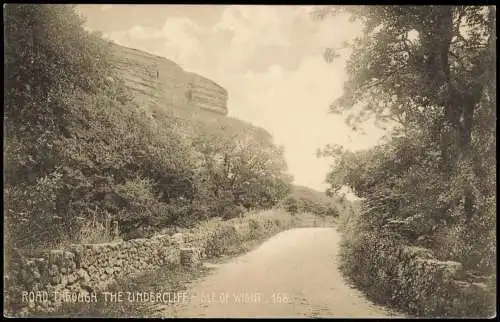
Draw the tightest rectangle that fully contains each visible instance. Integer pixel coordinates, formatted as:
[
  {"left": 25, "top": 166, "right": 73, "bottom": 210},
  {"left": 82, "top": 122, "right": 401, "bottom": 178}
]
[{"left": 180, "top": 248, "right": 200, "bottom": 269}]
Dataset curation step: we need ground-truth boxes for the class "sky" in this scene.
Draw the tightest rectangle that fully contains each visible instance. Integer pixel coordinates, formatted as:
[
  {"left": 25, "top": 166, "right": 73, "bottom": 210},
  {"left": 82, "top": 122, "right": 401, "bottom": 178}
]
[{"left": 77, "top": 4, "right": 388, "bottom": 192}]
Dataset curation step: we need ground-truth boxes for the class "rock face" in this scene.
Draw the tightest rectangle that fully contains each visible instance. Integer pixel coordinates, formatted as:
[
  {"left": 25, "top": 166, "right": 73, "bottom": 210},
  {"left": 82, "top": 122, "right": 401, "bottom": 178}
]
[
  {"left": 109, "top": 42, "right": 228, "bottom": 115},
  {"left": 187, "top": 73, "right": 228, "bottom": 115}
]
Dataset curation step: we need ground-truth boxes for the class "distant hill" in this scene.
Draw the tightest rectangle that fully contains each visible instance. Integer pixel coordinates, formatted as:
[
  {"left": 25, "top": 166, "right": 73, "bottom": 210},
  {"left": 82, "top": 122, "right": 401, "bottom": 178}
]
[
  {"left": 291, "top": 185, "right": 330, "bottom": 204},
  {"left": 282, "top": 185, "right": 346, "bottom": 217}
]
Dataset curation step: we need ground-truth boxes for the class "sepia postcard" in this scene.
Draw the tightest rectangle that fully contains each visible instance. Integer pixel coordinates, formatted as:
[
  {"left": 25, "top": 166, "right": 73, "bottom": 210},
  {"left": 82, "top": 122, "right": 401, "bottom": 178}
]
[{"left": 3, "top": 4, "right": 496, "bottom": 318}]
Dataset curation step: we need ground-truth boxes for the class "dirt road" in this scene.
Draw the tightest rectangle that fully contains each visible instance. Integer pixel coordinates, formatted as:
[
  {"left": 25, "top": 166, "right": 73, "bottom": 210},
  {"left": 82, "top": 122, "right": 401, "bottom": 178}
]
[{"left": 156, "top": 227, "right": 403, "bottom": 318}]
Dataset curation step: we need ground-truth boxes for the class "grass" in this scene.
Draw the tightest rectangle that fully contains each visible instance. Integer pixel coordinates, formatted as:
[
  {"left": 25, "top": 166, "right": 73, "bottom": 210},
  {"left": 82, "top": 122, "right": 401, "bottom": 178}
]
[{"left": 75, "top": 211, "right": 119, "bottom": 244}]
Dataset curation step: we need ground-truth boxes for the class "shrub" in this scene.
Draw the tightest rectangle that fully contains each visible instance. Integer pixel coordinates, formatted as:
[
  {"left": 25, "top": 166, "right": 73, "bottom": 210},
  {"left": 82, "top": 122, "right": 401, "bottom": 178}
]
[
  {"left": 340, "top": 224, "right": 495, "bottom": 317},
  {"left": 221, "top": 204, "right": 246, "bottom": 220},
  {"left": 325, "top": 206, "right": 339, "bottom": 217},
  {"left": 3, "top": 247, "right": 30, "bottom": 317},
  {"left": 76, "top": 211, "right": 118, "bottom": 244},
  {"left": 3, "top": 4, "right": 293, "bottom": 250},
  {"left": 326, "top": 126, "right": 495, "bottom": 317},
  {"left": 204, "top": 225, "right": 242, "bottom": 258},
  {"left": 262, "top": 218, "right": 275, "bottom": 233},
  {"left": 248, "top": 218, "right": 264, "bottom": 239},
  {"left": 283, "top": 197, "right": 300, "bottom": 215}
]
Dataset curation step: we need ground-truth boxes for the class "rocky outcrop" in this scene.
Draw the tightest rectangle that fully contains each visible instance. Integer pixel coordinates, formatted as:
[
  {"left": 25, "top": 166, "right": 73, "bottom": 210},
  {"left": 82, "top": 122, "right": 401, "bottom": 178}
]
[
  {"left": 187, "top": 73, "right": 228, "bottom": 115},
  {"left": 109, "top": 42, "right": 228, "bottom": 115}
]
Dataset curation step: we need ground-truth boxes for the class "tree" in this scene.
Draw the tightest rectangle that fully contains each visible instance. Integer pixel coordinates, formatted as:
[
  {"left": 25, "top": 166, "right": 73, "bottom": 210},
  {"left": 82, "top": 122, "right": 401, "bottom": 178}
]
[
  {"left": 315, "top": 6, "right": 495, "bottom": 274},
  {"left": 283, "top": 196, "right": 300, "bottom": 215},
  {"left": 4, "top": 4, "right": 116, "bottom": 185},
  {"left": 314, "top": 6, "right": 495, "bottom": 224},
  {"left": 191, "top": 117, "right": 291, "bottom": 212}
]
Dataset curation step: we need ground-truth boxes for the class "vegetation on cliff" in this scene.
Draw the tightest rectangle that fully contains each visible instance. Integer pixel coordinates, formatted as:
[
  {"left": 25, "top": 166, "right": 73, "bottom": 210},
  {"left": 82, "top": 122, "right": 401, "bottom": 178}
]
[{"left": 4, "top": 4, "right": 294, "bottom": 248}]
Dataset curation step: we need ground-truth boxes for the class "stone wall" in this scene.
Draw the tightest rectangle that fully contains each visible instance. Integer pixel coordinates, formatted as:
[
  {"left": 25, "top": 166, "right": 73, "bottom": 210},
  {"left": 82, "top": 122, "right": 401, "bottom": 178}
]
[
  {"left": 109, "top": 43, "right": 228, "bottom": 115},
  {"left": 5, "top": 235, "right": 183, "bottom": 313},
  {"left": 5, "top": 212, "right": 334, "bottom": 316},
  {"left": 394, "top": 246, "right": 495, "bottom": 317}
]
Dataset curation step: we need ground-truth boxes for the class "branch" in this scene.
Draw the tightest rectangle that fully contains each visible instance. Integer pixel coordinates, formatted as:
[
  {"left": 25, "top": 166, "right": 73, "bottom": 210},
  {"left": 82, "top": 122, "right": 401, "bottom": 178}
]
[
  {"left": 454, "top": 6, "right": 465, "bottom": 36},
  {"left": 393, "top": 112, "right": 407, "bottom": 127},
  {"left": 361, "top": 64, "right": 409, "bottom": 91}
]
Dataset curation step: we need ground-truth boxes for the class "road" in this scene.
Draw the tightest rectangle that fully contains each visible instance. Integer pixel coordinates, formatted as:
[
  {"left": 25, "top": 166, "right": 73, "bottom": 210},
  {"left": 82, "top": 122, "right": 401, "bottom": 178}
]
[{"left": 156, "top": 227, "right": 403, "bottom": 318}]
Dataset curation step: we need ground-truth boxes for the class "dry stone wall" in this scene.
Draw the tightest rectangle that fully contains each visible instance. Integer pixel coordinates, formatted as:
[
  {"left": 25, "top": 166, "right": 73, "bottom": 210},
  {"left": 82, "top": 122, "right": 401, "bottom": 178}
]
[
  {"left": 393, "top": 246, "right": 495, "bottom": 317},
  {"left": 5, "top": 213, "right": 335, "bottom": 316},
  {"left": 109, "top": 43, "right": 228, "bottom": 115},
  {"left": 7, "top": 235, "right": 183, "bottom": 313}
]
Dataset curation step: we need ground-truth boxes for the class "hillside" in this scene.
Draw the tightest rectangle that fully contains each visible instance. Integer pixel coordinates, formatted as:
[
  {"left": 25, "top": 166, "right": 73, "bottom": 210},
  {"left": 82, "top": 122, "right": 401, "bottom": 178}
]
[
  {"left": 279, "top": 184, "right": 348, "bottom": 217},
  {"left": 4, "top": 5, "right": 292, "bottom": 250},
  {"left": 291, "top": 185, "right": 331, "bottom": 204}
]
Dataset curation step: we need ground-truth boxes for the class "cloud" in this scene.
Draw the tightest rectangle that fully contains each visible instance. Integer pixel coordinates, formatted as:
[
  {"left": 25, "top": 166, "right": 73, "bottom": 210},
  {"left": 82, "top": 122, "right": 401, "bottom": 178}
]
[
  {"left": 226, "top": 55, "right": 356, "bottom": 191},
  {"left": 128, "top": 26, "right": 164, "bottom": 39},
  {"left": 101, "top": 6, "right": 383, "bottom": 190},
  {"left": 102, "top": 25, "right": 164, "bottom": 49},
  {"left": 162, "top": 17, "right": 203, "bottom": 39},
  {"left": 214, "top": 6, "right": 291, "bottom": 47},
  {"left": 159, "top": 18, "right": 206, "bottom": 64}
]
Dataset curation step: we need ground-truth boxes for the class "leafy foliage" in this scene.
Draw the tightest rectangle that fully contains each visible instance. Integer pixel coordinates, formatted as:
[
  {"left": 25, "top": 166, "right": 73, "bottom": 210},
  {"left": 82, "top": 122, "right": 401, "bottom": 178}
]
[
  {"left": 282, "top": 197, "right": 300, "bottom": 215},
  {"left": 314, "top": 5, "right": 496, "bottom": 317},
  {"left": 4, "top": 4, "right": 292, "bottom": 248}
]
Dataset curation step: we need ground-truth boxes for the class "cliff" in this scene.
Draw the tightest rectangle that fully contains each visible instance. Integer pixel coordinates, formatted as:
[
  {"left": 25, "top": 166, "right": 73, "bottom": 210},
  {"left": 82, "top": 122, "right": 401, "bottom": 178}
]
[{"left": 109, "top": 42, "right": 228, "bottom": 116}]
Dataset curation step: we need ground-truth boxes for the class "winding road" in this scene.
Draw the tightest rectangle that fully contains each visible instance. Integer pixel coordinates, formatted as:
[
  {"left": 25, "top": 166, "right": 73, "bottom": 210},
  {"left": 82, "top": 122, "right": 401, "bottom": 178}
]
[{"left": 156, "top": 227, "right": 403, "bottom": 318}]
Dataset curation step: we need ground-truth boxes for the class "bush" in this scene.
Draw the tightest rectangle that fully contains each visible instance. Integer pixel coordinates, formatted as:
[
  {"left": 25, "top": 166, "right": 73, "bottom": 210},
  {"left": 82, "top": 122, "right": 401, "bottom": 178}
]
[
  {"left": 325, "top": 206, "right": 339, "bottom": 217},
  {"left": 248, "top": 218, "right": 264, "bottom": 239},
  {"left": 328, "top": 129, "right": 495, "bottom": 317},
  {"left": 3, "top": 247, "right": 30, "bottom": 317},
  {"left": 283, "top": 197, "right": 300, "bottom": 215},
  {"left": 204, "top": 225, "right": 242, "bottom": 258},
  {"left": 76, "top": 211, "right": 118, "bottom": 244},
  {"left": 221, "top": 204, "right": 246, "bottom": 220},
  {"left": 339, "top": 226, "right": 495, "bottom": 317},
  {"left": 3, "top": 4, "right": 293, "bottom": 250}
]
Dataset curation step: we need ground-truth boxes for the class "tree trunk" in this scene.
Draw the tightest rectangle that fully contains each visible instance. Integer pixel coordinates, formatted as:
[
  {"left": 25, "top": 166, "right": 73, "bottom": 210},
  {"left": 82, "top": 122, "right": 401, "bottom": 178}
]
[{"left": 460, "top": 95, "right": 477, "bottom": 224}]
